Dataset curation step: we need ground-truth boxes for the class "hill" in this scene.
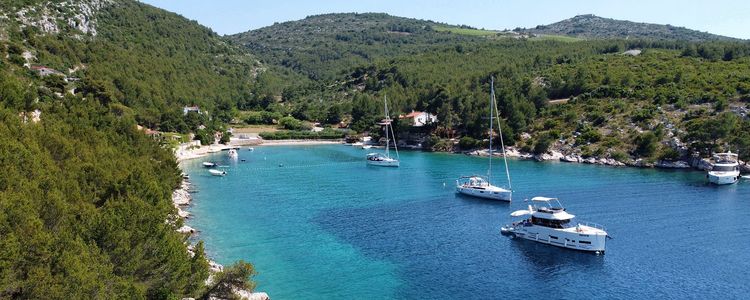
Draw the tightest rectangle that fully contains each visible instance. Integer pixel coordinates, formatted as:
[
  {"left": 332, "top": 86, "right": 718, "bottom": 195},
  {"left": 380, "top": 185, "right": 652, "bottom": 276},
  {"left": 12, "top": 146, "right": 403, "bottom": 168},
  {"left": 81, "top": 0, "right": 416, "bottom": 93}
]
[
  {"left": 229, "top": 13, "right": 750, "bottom": 164},
  {"left": 229, "top": 13, "right": 488, "bottom": 80},
  {"left": 0, "top": 0, "right": 257, "bottom": 298},
  {"left": 522, "top": 14, "right": 740, "bottom": 41}
]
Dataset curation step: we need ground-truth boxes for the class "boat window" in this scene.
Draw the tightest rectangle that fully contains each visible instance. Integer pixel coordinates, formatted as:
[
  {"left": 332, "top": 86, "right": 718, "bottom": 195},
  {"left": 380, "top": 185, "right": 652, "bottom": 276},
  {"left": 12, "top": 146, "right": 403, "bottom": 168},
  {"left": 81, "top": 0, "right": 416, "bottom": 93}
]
[
  {"left": 712, "top": 165, "right": 737, "bottom": 172},
  {"left": 531, "top": 217, "right": 571, "bottom": 229},
  {"left": 579, "top": 241, "right": 591, "bottom": 244},
  {"left": 549, "top": 236, "right": 558, "bottom": 239}
]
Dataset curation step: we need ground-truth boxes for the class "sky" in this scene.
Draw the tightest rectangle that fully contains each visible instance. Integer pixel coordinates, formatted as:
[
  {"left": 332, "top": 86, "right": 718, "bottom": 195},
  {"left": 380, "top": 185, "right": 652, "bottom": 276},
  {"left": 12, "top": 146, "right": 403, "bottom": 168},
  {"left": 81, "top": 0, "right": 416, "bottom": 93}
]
[{"left": 139, "top": 0, "right": 750, "bottom": 39}]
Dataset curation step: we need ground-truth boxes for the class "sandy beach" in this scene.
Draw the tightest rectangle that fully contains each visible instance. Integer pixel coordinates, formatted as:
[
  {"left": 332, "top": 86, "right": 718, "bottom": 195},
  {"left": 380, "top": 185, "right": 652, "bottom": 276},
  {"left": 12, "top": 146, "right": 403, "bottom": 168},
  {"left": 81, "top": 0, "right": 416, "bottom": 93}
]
[{"left": 175, "top": 139, "right": 344, "bottom": 162}]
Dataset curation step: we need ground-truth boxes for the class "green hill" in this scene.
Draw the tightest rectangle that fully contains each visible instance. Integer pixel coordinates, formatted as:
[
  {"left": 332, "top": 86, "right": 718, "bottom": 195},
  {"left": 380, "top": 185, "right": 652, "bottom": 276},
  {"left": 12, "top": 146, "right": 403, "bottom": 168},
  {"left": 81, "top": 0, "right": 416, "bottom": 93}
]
[
  {"left": 231, "top": 13, "right": 750, "bottom": 162},
  {"left": 0, "top": 0, "right": 257, "bottom": 298},
  {"left": 229, "top": 13, "right": 490, "bottom": 80},
  {"left": 522, "top": 14, "right": 740, "bottom": 42}
]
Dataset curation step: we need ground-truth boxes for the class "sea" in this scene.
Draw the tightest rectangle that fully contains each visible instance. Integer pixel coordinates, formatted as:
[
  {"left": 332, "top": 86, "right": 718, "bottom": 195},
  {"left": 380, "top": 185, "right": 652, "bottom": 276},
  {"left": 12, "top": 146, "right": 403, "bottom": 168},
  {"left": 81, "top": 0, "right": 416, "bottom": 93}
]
[{"left": 182, "top": 145, "right": 750, "bottom": 299}]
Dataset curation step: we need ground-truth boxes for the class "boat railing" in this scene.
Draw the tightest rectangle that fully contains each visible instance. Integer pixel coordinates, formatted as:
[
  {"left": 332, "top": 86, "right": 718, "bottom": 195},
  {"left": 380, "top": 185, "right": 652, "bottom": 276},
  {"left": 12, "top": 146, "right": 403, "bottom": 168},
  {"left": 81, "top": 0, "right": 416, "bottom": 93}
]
[{"left": 577, "top": 220, "right": 606, "bottom": 231}]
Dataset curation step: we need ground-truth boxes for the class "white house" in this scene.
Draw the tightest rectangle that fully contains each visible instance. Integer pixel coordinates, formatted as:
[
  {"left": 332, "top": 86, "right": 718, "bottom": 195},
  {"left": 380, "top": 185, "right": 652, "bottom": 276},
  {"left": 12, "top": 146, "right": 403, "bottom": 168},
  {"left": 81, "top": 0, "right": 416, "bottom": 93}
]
[
  {"left": 399, "top": 111, "right": 437, "bottom": 127},
  {"left": 183, "top": 106, "right": 201, "bottom": 115}
]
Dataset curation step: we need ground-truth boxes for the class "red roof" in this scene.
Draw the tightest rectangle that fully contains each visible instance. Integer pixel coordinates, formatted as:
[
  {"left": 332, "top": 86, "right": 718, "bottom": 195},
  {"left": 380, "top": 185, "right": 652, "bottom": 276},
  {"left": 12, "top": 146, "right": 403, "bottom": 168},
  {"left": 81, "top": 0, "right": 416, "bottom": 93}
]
[{"left": 400, "top": 111, "right": 423, "bottom": 119}]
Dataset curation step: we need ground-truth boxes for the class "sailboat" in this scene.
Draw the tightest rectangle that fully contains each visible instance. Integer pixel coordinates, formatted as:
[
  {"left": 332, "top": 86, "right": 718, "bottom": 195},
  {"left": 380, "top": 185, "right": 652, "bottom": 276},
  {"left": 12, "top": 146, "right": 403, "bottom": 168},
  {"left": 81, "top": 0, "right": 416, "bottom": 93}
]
[
  {"left": 366, "top": 95, "right": 400, "bottom": 167},
  {"left": 456, "top": 77, "right": 512, "bottom": 201}
]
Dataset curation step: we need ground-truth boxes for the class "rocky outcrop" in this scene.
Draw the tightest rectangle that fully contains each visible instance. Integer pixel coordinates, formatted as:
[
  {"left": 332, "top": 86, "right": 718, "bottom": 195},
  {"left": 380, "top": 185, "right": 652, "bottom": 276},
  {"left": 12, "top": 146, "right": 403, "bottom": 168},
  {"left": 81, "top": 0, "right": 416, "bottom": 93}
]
[
  {"left": 534, "top": 150, "right": 564, "bottom": 161},
  {"left": 560, "top": 154, "right": 582, "bottom": 163},
  {"left": 655, "top": 160, "right": 691, "bottom": 169}
]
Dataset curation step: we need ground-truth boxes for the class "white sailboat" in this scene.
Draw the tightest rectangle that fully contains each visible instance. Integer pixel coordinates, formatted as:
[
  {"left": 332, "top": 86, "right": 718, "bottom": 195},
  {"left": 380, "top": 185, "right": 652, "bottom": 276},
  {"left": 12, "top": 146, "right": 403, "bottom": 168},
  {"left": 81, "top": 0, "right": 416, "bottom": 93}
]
[
  {"left": 366, "top": 95, "right": 400, "bottom": 167},
  {"left": 456, "top": 77, "right": 512, "bottom": 201}
]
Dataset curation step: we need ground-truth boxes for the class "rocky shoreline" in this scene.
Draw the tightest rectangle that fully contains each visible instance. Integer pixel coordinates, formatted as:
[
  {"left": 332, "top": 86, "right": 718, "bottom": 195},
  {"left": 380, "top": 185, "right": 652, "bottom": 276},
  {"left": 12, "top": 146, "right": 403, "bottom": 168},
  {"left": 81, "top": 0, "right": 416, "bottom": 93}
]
[
  {"left": 171, "top": 175, "right": 269, "bottom": 300},
  {"left": 465, "top": 147, "right": 750, "bottom": 173}
]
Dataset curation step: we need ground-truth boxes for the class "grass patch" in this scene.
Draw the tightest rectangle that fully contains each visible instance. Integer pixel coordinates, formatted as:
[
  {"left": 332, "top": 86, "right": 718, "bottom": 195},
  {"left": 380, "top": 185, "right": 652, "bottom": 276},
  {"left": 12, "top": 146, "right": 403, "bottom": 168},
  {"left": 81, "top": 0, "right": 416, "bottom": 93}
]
[
  {"left": 433, "top": 25, "right": 499, "bottom": 37},
  {"left": 530, "top": 34, "right": 583, "bottom": 42}
]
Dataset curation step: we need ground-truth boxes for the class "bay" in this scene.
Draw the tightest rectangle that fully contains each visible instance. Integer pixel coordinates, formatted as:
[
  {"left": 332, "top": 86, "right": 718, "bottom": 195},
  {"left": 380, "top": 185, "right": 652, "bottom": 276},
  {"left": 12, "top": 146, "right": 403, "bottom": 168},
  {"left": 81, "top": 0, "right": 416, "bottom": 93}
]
[{"left": 183, "top": 145, "right": 750, "bottom": 299}]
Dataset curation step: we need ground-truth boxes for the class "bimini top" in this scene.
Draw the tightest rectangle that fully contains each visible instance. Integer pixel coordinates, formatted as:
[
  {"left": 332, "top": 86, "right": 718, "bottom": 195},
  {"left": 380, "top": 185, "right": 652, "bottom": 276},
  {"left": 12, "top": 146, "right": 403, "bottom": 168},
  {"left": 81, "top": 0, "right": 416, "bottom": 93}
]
[
  {"left": 533, "top": 208, "right": 576, "bottom": 220},
  {"left": 531, "top": 196, "right": 557, "bottom": 202}
]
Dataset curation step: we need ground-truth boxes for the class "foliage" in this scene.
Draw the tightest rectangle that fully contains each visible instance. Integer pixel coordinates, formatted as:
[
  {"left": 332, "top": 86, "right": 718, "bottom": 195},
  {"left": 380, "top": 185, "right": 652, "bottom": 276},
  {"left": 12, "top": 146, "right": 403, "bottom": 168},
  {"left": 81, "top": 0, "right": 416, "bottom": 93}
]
[
  {"left": 259, "top": 129, "right": 345, "bottom": 140},
  {"left": 200, "top": 260, "right": 257, "bottom": 300},
  {"left": 633, "top": 131, "right": 659, "bottom": 157}
]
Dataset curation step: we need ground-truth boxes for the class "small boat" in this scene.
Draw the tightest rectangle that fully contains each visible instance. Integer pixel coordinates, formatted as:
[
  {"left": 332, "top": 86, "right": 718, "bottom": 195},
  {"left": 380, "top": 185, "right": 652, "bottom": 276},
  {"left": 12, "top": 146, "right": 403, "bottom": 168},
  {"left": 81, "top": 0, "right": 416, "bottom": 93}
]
[
  {"left": 208, "top": 169, "right": 226, "bottom": 176},
  {"left": 456, "top": 77, "right": 512, "bottom": 201},
  {"left": 707, "top": 152, "right": 740, "bottom": 185},
  {"left": 228, "top": 149, "right": 238, "bottom": 159},
  {"left": 366, "top": 95, "right": 400, "bottom": 167},
  {"left": 248, "top": 147, "right": 254, "bottom": 151},
  {"left": 456, "top": 175, "right": 511, "bottom": 201},
  {"left": 202, "top": 162, "right": 216, "bottom": 168},
  {"left": 502, "top": 197, "right": 609, "bottom": 254},
  {"left": 362, "top": 145, "right": 373, "bottom": 150}
]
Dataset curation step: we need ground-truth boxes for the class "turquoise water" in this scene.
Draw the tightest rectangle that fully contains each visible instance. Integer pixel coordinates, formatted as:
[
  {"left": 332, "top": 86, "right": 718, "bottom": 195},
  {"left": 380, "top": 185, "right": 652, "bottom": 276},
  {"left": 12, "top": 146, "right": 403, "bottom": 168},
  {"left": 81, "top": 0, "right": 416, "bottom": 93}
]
[{"left": 183, "top": 145, "right": 750, "bottom": 299}]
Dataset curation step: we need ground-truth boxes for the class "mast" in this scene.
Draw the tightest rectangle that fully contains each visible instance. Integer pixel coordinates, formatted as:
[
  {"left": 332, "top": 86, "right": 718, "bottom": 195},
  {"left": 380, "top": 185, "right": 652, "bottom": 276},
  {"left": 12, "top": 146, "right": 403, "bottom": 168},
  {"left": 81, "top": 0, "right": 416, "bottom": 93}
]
[
  {"left": 488, "top": 77, "right": 494, "bottom": 182},
  {"left": 384, "top": 95, "right": 390, "bottom": 158},
  {"left": 492, "top": 77, "right": 513, "bottom": 191}
]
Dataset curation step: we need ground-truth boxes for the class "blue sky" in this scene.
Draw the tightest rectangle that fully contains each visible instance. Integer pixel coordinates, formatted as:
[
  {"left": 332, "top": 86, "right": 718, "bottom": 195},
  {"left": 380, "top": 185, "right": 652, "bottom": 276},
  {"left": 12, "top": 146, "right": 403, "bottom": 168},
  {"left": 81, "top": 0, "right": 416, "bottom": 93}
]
[{"left": 140, "top": 0, "right": 749, "bottom": 39}]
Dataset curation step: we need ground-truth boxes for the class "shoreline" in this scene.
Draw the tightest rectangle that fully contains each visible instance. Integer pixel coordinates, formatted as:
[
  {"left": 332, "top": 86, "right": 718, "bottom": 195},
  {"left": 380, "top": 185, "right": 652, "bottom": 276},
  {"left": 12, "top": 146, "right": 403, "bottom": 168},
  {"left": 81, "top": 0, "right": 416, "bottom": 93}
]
[
  {"left": 175, "top": 139, "right": 343, "bottom": 162},
  {"left": 463, "top": 147, "right": 750, "bottom": 173},
  {"left": 172, "top": 156, "right": 270, "bottom": 299}
]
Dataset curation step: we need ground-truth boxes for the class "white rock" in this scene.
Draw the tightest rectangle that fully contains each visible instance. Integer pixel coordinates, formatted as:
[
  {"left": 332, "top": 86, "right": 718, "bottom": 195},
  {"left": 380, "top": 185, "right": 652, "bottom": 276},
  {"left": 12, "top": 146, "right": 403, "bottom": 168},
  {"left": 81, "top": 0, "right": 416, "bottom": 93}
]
[{"left": 177, "top": 225, "right": 195, "bottom": 234}]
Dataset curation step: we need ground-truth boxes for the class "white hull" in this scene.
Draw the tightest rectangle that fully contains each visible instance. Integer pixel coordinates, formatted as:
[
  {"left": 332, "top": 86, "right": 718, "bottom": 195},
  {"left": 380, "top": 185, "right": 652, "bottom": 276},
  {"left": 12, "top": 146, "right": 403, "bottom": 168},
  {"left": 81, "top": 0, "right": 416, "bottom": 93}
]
[
  {"left": 367, "top": 159, "right": 399, "bottom": 167},
  {"left": 456, "top": 185, "right": 511, "bottom": 201},
  {"left": 209, "top": 169, "right": 226, "bottom": 176},
  {"left": 708, "top": 171, "right": 739, "bottom": 185},
  {"left": 504, "top": 224, "right": 607, "bottom": 253}
]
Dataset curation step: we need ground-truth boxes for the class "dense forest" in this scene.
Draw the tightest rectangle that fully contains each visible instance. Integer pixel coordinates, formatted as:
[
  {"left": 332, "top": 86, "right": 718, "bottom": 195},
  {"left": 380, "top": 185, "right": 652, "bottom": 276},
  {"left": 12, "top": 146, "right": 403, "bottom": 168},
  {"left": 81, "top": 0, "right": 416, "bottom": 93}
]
[{"left": 0, "top": 0, "right": 256, "bottom": 298}]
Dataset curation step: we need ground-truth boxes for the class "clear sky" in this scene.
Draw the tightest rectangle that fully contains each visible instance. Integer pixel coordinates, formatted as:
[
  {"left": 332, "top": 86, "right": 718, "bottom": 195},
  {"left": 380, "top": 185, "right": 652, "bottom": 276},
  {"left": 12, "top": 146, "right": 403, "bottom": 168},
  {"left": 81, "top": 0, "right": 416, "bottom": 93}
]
[{"left": 139, "top": 0, "right": 749, "bottom": 39}]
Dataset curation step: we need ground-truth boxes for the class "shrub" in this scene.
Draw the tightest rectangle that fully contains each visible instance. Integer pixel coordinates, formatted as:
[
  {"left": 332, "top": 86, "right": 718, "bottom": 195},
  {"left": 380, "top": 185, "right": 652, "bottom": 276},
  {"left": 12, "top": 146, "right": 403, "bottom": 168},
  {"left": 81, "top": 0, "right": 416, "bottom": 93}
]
[
  {"left": 458, "top": 136, "right": 480, "bottom": 150},
  {"left": 533, "top": 134, "right": 553, "bottom": 155},
  {"left": 633, "top": 131, "right": 659, "bottom": 157},
  {"left": 278, "top": 116, "right": 304, "bottom": 130}
]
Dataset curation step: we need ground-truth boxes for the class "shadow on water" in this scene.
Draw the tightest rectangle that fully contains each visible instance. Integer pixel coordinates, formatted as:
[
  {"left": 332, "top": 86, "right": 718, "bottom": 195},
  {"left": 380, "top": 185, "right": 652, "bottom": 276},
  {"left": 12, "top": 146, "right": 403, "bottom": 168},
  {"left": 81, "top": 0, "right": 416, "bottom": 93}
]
[
  {"left": 508, "top": 236, "right": 605, "bottom": 275},
  {"left": 454, "top": 192, "right": 512, "bottom": 205}
]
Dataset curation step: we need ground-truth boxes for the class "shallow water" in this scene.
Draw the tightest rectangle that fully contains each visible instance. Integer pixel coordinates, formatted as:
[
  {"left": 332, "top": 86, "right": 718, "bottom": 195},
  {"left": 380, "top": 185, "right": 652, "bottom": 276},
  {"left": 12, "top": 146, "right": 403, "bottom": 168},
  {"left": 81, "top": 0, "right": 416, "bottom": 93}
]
[{"left": 183, "top": 145, "right": 750, "bottom": 299}]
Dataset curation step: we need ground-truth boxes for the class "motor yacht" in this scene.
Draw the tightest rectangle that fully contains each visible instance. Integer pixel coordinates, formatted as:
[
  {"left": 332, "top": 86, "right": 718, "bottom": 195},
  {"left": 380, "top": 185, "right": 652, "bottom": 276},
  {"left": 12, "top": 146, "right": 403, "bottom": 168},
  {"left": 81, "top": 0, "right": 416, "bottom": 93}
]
[
  {"left": 501, "top": 197, "right": 609, "bottom": 254},
  {"left": 707, "top": 152, "right": 740, "bottom": 185}
]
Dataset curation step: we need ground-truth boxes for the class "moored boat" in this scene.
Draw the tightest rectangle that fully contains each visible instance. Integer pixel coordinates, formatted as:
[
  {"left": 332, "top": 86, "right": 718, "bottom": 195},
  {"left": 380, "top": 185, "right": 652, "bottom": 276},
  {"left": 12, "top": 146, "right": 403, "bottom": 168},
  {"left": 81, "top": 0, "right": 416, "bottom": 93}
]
[
  {"left": 228, "top": 148, "right": 238, "bottom": 159},
  {"left": 707, "top": 152, "right": 740, "bottom": 185},
  {"left": 208, "top": 169, "right": 226, "bottom": 176},
  {"left": 501, "top": 197, "right": 609, "bottom": 254},
  {"left": 366, "top": 95, "right": 400, "bottom": 167},
  {"left": 456, "top": 77, "right": 512, "bottom": 201},
  {"left": 202, "top": 161, "right": 216, "bottom": 168}
]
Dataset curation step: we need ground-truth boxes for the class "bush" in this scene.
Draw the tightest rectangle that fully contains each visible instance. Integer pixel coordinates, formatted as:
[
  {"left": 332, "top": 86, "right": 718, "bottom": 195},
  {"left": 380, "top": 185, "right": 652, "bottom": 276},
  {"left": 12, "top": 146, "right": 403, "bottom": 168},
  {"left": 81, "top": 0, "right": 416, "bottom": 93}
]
[
  {"left": 259, "top": 129, "right": 345, "bottom": 140},
  {"left": 533, "top": 134, "right": 553, "bottom": 155},
  {"left": 610, "top": 151, "right": 630, "bottom": 162},
  {"left": 278, "top": 116, "right": 304, "bottom": 130},
  {"left": 458, "top": 136, "right": 481, "bottom": 150},
  {"left": 633, "top": 131, "right": 659, "bottom": 157}
]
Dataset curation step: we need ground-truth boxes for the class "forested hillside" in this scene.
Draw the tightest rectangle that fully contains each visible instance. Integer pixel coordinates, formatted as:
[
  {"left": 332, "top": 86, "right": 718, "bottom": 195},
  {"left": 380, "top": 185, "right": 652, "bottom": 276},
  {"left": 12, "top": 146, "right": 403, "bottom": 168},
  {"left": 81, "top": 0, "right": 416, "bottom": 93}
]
[
  {"left": 521, "top": 14, "right": 740, "bottom": 42},
  {"left": 232, "top": 13, "right": 750, "bottom": 162},
  {"left": 0, "top": 0, "right": 256, "bottom": 298}
]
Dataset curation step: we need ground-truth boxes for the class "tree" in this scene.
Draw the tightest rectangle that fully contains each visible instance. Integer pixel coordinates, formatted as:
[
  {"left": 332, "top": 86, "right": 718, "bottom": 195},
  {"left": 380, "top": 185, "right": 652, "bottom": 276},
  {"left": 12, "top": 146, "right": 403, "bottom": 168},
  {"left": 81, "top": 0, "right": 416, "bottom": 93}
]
[{"left": 201, "top": 260, "right": 257, "bottom": 300}]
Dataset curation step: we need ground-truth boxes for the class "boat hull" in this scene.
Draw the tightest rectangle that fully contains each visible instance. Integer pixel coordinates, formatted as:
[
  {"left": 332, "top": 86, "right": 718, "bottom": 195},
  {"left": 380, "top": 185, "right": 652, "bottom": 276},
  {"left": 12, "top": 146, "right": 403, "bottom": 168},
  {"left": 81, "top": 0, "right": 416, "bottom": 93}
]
[
  {"left": 708, "top": 171, "right": 739, "bottom": 185},
  {"left": 505, "top": 225, "right": 607, "bottom": 253},
  {"left": 456, "top": 185, "right": 511, "bottom": 201},
  {"left": 366, "top": 159, "right": 400, "bottom": 167}
]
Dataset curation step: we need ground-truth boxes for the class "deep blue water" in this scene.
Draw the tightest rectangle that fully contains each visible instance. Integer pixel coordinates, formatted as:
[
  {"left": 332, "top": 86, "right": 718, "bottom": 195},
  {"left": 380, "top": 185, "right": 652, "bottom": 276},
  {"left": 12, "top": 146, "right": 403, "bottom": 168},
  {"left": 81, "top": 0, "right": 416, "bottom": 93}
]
[{"left": 182, "top": 145, "right": 750, "bottom": 299}]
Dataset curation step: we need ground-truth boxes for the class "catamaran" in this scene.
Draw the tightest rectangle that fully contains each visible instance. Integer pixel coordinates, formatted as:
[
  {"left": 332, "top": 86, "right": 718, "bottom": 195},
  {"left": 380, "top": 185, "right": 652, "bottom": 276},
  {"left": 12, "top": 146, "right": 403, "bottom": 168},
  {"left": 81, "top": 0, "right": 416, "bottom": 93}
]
[
  {"left": 456, "top": 77, "right": 512, "bottom": 201},
  {"left": 366, "top": 95, "right": 400, "bottom": 167},
  {"left": 707, "top": 151, "right": 740, "bottom": 185},
  {"left": 501, "top": 197, "right": 609, "bottom": 254}
]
